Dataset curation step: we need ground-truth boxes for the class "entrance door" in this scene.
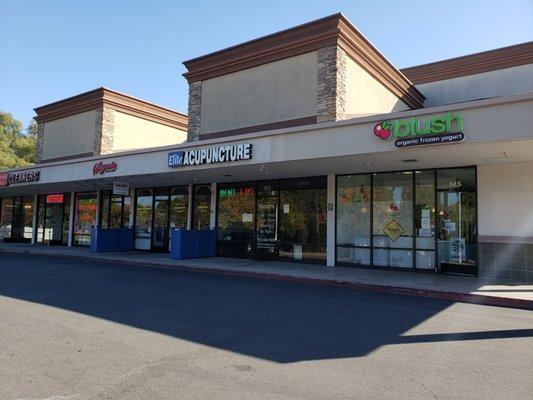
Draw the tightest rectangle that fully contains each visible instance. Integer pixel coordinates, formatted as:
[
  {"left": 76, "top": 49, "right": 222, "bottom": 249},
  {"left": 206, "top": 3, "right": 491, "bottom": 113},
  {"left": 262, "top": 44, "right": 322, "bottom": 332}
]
[
  {"left": 255, "top": 182, "right": 278, "bottom": 260},
  {"left": 437, "top": 168, "right": 477, "bottom": 276},
  {"left": 44, "top": 203, "right": 64, "bottom": 245},
  {"left": 152, "top": 197, "right": 169, "bottom": 252}
]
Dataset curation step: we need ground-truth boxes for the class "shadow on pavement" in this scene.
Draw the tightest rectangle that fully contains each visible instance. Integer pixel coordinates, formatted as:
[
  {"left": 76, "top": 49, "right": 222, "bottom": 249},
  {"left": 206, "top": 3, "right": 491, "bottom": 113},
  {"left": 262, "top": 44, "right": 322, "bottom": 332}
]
[{"left": 1, "top": 253, "right": 531, "bottom": 363}]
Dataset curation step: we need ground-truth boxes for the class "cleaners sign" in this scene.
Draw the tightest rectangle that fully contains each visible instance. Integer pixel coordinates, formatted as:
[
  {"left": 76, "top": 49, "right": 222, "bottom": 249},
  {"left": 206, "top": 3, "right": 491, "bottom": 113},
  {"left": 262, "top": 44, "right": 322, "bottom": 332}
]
[
  {"left": 168, "top": 143, "right": 252, "bottom": 168},
  {"left": 0, "top": 170, "right": 41, "bottom": 186},
  {"left": 374, "top": 113, "right": 464, "bottom": 147}
]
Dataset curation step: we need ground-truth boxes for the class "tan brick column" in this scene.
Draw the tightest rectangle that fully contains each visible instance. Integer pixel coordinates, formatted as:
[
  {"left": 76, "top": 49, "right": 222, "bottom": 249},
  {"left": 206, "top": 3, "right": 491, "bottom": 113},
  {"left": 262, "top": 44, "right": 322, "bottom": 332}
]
[
  {"left": 187, "top": 82, "right": 202, "bottom": 141},
  {"left": 93, "top": 106, "right": 116, "bottom": 155},
  {"left": 316, "top": 45, "right": 347, "bottom": 123}
]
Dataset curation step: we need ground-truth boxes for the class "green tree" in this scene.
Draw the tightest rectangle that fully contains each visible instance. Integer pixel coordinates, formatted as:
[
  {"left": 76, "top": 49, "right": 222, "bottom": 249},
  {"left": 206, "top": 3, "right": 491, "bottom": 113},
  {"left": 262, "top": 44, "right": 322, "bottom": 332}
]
[{"left": 0, "top": 111, "right": 37, "bottom": 170}]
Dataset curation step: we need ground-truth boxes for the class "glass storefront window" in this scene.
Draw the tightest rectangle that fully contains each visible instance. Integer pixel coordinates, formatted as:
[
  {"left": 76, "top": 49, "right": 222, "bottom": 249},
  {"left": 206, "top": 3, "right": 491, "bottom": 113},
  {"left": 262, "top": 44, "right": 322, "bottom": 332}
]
[
  {"left": 279, "top": 177, "right": 327, "bottom": 263},
  {"left": 109, "top": 195, "right": 124, "bottom": 228},
  {"left": 123, "top": 196, "right": 131, "bottom": 228},
  {"left": 415, "top": 170, "right": 436, "bottom": 269},
  {"left": 22, "top": 196, "right": 34, "bottom": 240},
  {"left": 74, "top": 192, "right": 97, "bottom": 246},
  {"left": 170, "top": 186, "right": 188, "bottom": 230},
  {"left": 217, "top": 183, "right": 256, "bottom": 257},
  {"left": 135, "top": 189, "right": 152, "bottom": 239},
  {"left": 99, "top": 191, "right": 131, "bottom": 229},
  {"left": 36, "top": 196, "right": 45, "bottom": 243},
  {"left": 336, "top": 167, "right": 476, "bottom": 274},
  {"left": 256, "top": 181, "right": 279, "bottom": 259},
  {"left": 372, "top": 172, "right": 413, "bottom": 268},
  {"left": 336, "top": 175, "right": 371, "bottom": 266},
  {"left": 62, "top": 194, "right": 71, "bottom": 245},
  {"left": 101, "top": 192, "right": 110, "bottom": 228},
  {"left": 0, "top": 196, "right": 33, "bottom": 242},
  {"left": 10, "top": 197, "right": 21, "bottom": 240},
  {"left": 152, "top": 188, "right": 170, "bottom": 251},
  {"left": 0, "top": 197, "right": 13, "bottom": 240},
  {"left": 193, "top": 185, "right": 211, "bottom": 230}
]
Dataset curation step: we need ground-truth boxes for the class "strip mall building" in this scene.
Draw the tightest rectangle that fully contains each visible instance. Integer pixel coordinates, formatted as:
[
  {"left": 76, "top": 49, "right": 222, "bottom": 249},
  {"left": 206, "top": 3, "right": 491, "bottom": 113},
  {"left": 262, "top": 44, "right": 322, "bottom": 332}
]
[{"left": 1, "top": 14, "right": 533, "bottom": 280}]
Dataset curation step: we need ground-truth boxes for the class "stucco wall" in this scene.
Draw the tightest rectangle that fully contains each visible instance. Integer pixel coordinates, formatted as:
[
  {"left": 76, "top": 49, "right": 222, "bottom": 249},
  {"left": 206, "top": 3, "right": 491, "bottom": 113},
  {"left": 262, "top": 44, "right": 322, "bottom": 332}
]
[
  {"left": 112, "top": 112, "right": 187, "bottom": 153},
  {"left": 344, "top": 56, "right": 409, "bottom": 118},
  {"left": 200, "top": 52, "right": 318, "bottom": 135},
  {"left": 41, "top": 110, "right": 96, "bottom": 161},
  {"left": 416, "top": 64, "right": 533, "bottom": 107},
  {"left": 478, "top": 161, "right": 533, "bottom": 237}
]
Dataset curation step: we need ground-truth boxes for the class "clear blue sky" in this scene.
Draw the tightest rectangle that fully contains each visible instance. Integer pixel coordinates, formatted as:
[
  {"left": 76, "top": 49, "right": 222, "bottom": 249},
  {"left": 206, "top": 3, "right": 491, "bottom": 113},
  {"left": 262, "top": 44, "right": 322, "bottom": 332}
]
[{"left": 1, "top": 0, "right": 532, "bottom": 127}]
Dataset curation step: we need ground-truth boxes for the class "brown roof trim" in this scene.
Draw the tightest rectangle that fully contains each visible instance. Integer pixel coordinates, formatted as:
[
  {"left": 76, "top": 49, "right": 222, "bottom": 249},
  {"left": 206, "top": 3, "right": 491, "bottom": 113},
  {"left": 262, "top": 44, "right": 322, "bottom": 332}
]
[
  {"left": 199, "top": 115, "right": 317, "bottom": 140},
  {"left": 401, "top": 41, "right": 533, "bottom": 84},
  {"left": 40, "top": 152, "right": 95, "bottom": 163},
  {"left": 335, "top": 17, "right": 424, "bottom": 109},
  {"left": 34, "top": 87, "right": 188, "bottom": 130},
  {"left": 182, "top": 14, "right": 424, "bottom": 109}
]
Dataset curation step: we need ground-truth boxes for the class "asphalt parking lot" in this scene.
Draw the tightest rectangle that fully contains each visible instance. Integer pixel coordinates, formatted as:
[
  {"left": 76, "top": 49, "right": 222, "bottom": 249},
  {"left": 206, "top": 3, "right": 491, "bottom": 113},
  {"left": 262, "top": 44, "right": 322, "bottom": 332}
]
[{"left": 1, "top": 253, "right": 532, "bottom": 400}]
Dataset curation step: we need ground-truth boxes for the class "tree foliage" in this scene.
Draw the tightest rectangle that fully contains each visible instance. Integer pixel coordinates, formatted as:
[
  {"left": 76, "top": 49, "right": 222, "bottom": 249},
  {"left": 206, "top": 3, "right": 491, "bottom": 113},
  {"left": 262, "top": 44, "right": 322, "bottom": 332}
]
[{"left": 0, "top": 111, "right": 37, "bottom": 170}]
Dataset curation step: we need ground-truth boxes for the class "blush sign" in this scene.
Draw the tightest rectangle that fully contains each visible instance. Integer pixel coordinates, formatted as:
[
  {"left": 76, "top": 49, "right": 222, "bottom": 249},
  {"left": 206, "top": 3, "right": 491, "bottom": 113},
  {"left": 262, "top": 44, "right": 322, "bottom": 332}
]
[
  {"left": 93, "top": 161, "right": 118, "bottom": 175},
  {"left": 46, "top": 194, "right": 64, "bottom": 204}
]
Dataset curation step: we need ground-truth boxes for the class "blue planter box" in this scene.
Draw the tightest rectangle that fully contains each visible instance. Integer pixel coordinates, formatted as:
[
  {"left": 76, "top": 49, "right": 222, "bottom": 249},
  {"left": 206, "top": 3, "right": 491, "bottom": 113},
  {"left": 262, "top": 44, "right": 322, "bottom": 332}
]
[
  {"left": 90, "top": 227, "right": 134, "bottom": 253},
  {"left": 171, "top": 229, "right": 216, "bottom": 259}
]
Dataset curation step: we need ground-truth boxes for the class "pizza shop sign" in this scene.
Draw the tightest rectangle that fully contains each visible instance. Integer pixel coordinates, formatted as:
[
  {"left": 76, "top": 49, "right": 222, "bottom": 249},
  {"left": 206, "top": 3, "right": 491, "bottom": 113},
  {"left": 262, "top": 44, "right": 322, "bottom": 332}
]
[
  {"left": 0, "top": 170, "right": 41, "bottom": 187},
  {"left": 93, "top": 161, "right": 118, "bottom": 175},
  {"left": 374, "top": 113, "right": 464, "bottom": 147}
]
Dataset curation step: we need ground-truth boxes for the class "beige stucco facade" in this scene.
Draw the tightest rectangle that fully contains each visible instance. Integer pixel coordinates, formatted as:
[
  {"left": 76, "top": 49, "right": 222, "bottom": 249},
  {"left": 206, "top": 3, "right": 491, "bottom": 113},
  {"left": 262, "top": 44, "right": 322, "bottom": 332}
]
[
  {"left": 478, "top": 161, "right": 533, "bottom": 237},
  {"left": 41, "top": 110, "right": 97, "bottom": 161},
  {"left": 344, "top": 56, "right": 409, "bottom": 117},
  {"left": 416, "top": 64, "right": 533, "bottom": 107},
  {"left": 199, "top": 52, "right": 318, "bottom": 135},
  {"left": 112, "top": 112, "right": 187, "bottom": 153}
]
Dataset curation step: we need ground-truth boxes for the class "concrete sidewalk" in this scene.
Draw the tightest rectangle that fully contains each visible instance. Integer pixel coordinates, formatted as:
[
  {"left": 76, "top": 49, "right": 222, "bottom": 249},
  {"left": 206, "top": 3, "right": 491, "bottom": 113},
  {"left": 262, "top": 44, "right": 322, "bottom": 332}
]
[{"left": 1, "top": 242, "right": 532, "bottom": 310}]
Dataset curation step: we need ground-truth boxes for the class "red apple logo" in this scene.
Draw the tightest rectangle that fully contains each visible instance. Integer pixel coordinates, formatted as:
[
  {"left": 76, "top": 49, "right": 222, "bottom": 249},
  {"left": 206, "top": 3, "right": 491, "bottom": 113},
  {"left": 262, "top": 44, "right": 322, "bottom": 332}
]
[{"left": 374, "top": 120, "right": 392, "bottom": 140}]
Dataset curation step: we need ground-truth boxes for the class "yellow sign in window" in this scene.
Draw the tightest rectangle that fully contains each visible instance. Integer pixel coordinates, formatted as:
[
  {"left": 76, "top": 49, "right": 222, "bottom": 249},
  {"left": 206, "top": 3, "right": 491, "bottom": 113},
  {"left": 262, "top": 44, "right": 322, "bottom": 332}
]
[{"left": 383, "top": 219, "right": 405, "bottom": 241}]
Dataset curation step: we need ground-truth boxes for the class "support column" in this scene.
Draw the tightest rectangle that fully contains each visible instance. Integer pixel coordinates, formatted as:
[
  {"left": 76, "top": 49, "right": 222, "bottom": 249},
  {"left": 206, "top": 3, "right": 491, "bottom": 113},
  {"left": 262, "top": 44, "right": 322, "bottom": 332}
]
[
  {"left": 209, "top": 182, "right": 217, "bottom": 229},
  {"left": 187, "top": 183, "right": 193, "bottom": 230},
  {"left": 31, "top": 194, "right": 38, "bottom": 244},
  {"left": 67, "top": 192, "right": 75, "bottom": 247},
  {"left": 128, "top": 190, "right": 134, "bottom": 228},
  {"left": 95, "top": 190, "right": 102, "bottom": 227},
  {"left": 326, "top": 175, "right": 336, "bottom": 267}
]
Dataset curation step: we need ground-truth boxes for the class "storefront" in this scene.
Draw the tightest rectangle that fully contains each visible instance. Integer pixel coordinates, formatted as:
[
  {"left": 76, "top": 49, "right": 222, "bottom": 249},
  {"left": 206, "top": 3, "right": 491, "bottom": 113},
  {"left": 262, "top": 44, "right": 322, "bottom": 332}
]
[
  {"left": 336, "top": 167, "right": 477, "bottom": 275},
  {"left": 0, "top": 196, "right": 35, "bottom": 243},
  {"left": 133, "top": 184, "right": 211, "bottom": 251},
  {"left": 73, "top": 192, "right": 97, "bottom": 246},
  {"left": 35, "top": 193, "right": 70, "bottom": 245},
  {"left": 1, "top": 14, "right": 532, "bottom": 280},
  {"left": 217, "top": 177, "right": 327, "bottom": 263}
]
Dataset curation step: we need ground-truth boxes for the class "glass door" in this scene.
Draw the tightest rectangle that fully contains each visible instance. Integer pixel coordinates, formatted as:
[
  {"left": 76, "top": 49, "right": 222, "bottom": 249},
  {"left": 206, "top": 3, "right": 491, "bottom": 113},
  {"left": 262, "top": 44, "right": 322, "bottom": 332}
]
[
  {"left": 44, "top": 203, "right": 64, "bottom": 244},
  {"left": 278, "top": 177, "right": 327, "bottom": 264},
  {"left": 216, "top": 183, "right": 256, "bottom": 258},
  {"left": 255, "top": 181, "right": 278, "bottom": 260},
  {"left": 152, "top": 190, "right": 169, "bottom": 252},
  {"left": 437, "top": 168, "right": 477, "bottom": 276}
]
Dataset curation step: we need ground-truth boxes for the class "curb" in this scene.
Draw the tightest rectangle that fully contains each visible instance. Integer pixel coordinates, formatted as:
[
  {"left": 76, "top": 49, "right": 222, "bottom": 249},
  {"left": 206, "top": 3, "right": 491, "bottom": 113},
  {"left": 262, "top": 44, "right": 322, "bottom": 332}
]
[{"left": 1, "top": 247, "right": 532, "bottom": 311}]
